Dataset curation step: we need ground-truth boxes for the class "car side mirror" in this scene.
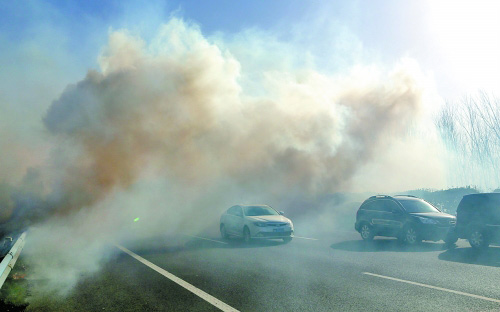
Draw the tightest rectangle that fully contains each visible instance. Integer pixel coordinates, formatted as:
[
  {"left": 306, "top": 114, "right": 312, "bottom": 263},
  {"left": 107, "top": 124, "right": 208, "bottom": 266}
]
[{"left": 279, "top": 211, "right": 285, "bottom": 215}]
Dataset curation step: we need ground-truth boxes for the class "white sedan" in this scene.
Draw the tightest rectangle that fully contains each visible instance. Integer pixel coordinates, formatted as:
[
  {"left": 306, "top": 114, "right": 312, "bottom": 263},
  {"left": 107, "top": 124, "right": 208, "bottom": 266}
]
[{"left": 220, "top": 205, "right": 294, "bottom": 243}]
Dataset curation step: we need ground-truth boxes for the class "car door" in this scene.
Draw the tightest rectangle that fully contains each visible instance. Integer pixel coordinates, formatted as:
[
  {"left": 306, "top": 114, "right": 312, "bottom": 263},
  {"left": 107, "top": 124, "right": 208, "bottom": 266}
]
[
  {"left": 232, "top": 206, "right": 245, "bottom": 236},
  {"left": 370, "top": 200, "right": 404, "bottom": 235},
  {"left": 362, "top": 201, "right": 384, "bottom": 233},
  {"left": 369, "top": 200, "right": 391, "bottom": 234},
  {"left": 226, "top": 206, "right": 244, "bottom": 236},
  {"left": 224, "top": 206, "right": 237, "bottom": 235},
  {"left": 381, "top": 200, "right": 405, "bottom": 235}
]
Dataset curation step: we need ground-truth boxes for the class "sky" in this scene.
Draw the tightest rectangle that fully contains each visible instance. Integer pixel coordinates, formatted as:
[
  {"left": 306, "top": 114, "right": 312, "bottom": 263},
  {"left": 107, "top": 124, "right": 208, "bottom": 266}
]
[
  {"left": 0, "top": 0, "right": 499, "bottom": 187},
  {"left": 2, "top": 0, "right": 498, "bottom": 98}
]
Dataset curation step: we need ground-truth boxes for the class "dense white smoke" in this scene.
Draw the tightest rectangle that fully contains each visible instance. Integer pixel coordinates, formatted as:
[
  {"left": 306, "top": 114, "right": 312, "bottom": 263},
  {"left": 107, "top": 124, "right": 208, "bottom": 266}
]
[{"left": 9, "top": 18, "right": 439, "bottom": 294}]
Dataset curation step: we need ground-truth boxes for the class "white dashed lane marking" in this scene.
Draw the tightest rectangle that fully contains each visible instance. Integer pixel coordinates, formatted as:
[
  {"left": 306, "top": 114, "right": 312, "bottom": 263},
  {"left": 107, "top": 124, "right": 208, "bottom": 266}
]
[
  {"left": 363, "top": 272, "right": 500, "bottom": 304},
  {"left": 293, "top": 236, "right": 319, "bottom": 241}
]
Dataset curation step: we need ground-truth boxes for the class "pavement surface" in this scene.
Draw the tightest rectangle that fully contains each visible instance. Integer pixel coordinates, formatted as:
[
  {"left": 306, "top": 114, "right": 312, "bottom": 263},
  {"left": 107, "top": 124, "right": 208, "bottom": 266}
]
[{"left": 31, "top": 225, "right": 500, "bottom": 311}]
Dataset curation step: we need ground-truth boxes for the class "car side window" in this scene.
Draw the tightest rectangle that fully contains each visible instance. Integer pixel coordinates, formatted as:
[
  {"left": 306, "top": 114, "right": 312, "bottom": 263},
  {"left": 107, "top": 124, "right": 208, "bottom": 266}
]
[
  {"left": 364, "top": 201, "right": 386, "bottom": 212},
  {"left": 374, "top": 202, "right": 383, "bottom": 211},
  {"left": 484, "top": 197, "right": 500, "bottom": 222},
  {"left": 227, "top": 206, "right": 237, "bottom": 216},
  {"left": 375, "top": 200, "right": 392, "bottom": 212},
  {"left": 363, "top": 201, "right": 383, "bottom": 212},
  {"left": 385, "top": 201, "right": 402, "bottom": 213},
  {"left": 361, "top": 201, "right": 377, "bottom": 211},
  {"left": 235, "top": 206, "right": 243, "bottom": 217}
]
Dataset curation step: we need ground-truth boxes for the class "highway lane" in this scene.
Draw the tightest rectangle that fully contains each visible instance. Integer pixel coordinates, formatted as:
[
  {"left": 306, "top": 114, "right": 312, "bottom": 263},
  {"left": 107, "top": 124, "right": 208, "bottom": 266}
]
[
  {"left": 112, "top": 229, "right": 500, "bottom": 311},
  {"left": 33, "top": 229, "right": 500, "bottom": 311}
]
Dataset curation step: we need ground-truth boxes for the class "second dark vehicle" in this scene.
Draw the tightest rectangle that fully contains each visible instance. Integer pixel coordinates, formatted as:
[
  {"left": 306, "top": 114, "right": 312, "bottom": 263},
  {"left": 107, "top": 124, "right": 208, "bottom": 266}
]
[
  {"left": 455, "top": 193, "right": 500, "bottom": 249},
  {"left": 355, "top": 195, "right": 457, "bottom": 245}
]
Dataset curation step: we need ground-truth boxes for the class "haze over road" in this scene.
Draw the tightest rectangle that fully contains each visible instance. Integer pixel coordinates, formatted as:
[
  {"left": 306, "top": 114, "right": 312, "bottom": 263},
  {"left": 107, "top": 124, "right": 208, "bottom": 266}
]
[{"left": 51, "top": 228, "right": 500, "bottom": 311}]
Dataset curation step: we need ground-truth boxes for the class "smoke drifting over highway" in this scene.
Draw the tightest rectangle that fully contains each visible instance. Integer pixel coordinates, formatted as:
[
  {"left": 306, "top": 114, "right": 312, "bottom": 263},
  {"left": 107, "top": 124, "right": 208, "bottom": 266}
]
[
  {"left": 44, "top": 21, "right": 424, "bottom": 202},
  {"left": 2, "top": 19, "right": 435, "bottom": 294}
]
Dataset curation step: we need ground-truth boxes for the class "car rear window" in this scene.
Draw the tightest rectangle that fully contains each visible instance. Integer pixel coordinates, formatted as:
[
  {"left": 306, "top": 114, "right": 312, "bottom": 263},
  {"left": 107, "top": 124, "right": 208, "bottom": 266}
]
[{"left": 458, "top": 194, "right": 500, "bottom": 212}]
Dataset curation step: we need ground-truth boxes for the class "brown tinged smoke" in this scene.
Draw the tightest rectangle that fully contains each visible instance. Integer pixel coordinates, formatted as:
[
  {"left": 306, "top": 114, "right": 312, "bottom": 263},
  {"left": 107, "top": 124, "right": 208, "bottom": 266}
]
[
  {"left": 41, "top": 27, "right": 422, "bottom": 218},
  {"left": 4, "top": 19, "right": 427, "bottom": 295}
]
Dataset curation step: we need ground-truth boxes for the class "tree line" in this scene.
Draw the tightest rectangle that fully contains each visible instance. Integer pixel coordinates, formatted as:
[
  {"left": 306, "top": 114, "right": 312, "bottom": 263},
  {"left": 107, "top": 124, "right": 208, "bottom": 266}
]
[{"left": 435, "top": 92, "right": 500, "bottom": 190}]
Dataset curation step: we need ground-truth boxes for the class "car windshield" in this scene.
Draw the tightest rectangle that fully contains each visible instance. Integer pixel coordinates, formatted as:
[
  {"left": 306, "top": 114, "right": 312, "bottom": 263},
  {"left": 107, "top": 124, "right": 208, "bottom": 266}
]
[
  {"left": 243, "top": 206, "right": 279, "bottom": 216},
  {"left": 398, "top": 199, "right": 440, "bottom": 213}
]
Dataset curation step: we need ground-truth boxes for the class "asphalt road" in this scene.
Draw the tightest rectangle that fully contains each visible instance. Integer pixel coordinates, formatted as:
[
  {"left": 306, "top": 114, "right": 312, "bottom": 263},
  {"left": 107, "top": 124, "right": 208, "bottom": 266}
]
[{"left": 41, "top": 224, "right": 500, "bottom": 312}]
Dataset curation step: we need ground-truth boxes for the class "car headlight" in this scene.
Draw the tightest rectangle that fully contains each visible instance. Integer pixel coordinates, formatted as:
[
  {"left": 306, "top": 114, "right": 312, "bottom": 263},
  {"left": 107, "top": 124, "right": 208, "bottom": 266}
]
[
  {"left": 253, "top": 222, "right": 267, "bottom": 227},
  {"left": 418, "top": 217, "right": 438, "bottom": 224}
]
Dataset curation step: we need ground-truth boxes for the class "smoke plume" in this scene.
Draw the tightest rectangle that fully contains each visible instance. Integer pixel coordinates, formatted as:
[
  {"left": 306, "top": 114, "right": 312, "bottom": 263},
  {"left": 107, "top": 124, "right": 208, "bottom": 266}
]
[{"left": 2, "top": 18, "right": 433, "bottom": 294}]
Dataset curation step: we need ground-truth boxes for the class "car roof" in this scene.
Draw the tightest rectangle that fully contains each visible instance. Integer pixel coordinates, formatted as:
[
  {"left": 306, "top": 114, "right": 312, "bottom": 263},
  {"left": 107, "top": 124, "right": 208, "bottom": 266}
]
[
  {"left": 230, "top": 204, "right": 271, "bottom": 209},
  {"left": 360, "top": 195, "right": 425, "bottom": 209},
  {"left": 393, "top": 195, "right": 423, "bottom": 201},
  {"left": 364, "top": 195, "right": 422, "bottom": 202},
  {"left": 462, "top": 193, "right": 500, "bottom": 200}
]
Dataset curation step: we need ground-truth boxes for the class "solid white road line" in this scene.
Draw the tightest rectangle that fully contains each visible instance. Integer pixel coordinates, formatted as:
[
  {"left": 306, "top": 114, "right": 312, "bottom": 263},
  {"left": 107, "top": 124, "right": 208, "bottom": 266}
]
[
  {"left": 115, "top": 244, "right": 239, "bottom": 312},
  {"left": 293, "top": 236, "right": 319, "bottom": 241},
  {"left": 184, "top": 234, "right": 228, "bottom": 245},
  {"left": 363, "top": 272, "right": 500, "bottom": 304}
]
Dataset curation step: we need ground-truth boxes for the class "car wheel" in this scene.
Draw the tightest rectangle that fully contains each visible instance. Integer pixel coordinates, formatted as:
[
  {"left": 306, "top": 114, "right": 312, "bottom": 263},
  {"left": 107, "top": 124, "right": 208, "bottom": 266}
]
[
  {"left": 243, "top": 226, "right": 252, "bottom": 243},
  {"left": 404, "top": 226, "right": 421, "bottom": 245},
  {"left": 360, "top": 223, "right": 374, "bottom": 241},
  {"left": 282, "top": 237, "right": 292, "bottom": 244},
  {"left": 220, "top": 224, "right": 229, "bottom": 240},
  {"left": 396, "top": 231, "right": 406, "bottom": 244},
  {"left": 444, "top": 231, "right": 458, "bottom": 247},
  {"left": 469, "top": 229, "right": 489, "bottom": 249}
]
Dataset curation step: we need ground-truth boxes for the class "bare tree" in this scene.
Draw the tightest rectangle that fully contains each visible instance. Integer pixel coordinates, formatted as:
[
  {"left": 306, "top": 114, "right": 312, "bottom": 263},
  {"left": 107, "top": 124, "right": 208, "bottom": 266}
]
[{"left": 435, "top": 92, "right": 500, "bottom": 190}]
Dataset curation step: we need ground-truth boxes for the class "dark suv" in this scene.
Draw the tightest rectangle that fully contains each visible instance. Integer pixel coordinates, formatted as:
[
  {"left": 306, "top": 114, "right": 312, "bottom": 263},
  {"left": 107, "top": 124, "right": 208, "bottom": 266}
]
[
  {"left": 455, "top": 193, "right": 500, "bottom": 249},
  {"left": 355, "top": 195, "right": 457, "bottom": 245}
]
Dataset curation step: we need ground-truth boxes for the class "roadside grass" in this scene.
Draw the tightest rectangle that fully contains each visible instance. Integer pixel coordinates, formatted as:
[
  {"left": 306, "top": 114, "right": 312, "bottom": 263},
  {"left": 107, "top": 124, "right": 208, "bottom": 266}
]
[{"left": 0, "top": 258, "right": 29, "bottom": 311}]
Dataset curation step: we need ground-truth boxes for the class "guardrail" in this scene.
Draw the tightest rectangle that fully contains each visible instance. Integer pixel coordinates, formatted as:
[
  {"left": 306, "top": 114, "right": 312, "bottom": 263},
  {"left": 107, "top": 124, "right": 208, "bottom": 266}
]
[{"left": 0, "top": 232, "right": 27, "bottom": 289}]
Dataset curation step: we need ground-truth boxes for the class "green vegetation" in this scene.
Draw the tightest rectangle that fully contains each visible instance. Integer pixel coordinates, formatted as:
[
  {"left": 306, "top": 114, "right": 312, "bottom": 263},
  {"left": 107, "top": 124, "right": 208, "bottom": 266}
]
[
  {"left": 1, "top": 280, "right": 28, "bottom": 307},
  {"left": 0, "top": 259, "right": 29, "bottom": 311}
]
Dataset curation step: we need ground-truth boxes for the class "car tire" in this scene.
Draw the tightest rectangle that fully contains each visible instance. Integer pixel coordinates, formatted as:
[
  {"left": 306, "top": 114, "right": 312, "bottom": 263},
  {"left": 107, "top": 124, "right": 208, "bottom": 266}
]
[
  {"left": 282, "top": 237, "right": 292, "bottom": 244},
  {"left": 396, "top": 231, "right": 406, "bottom": 244},
  {"left": 404, "top": 225, "right": 421, "bottom": 245},
  {"left": 444, "top": 231, "right": 458, "bottom": 247},
  {"left": 243, "top": 226, "right": 252, "bottom": 243},
  {"left": 220, "top": 224, "right": 229, "bottom": 240},
  {"left": 468, "top": 228, "right": 489, "bottom": 249},
  {"left": 360, "top": 223, "right": 374, "bottom": 241}
]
